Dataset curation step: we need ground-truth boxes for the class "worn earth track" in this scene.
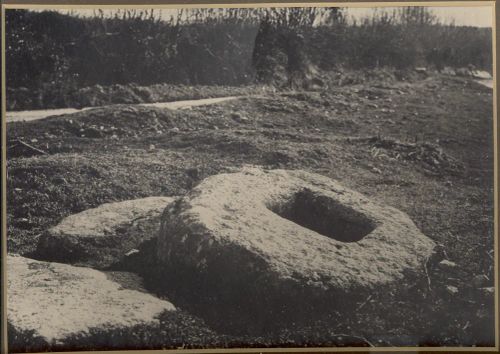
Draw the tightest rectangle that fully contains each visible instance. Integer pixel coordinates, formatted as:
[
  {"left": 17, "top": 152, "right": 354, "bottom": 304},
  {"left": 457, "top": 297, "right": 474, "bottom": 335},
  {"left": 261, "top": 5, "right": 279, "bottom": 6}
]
[{"left": 6, "top": 96, "right": 245, "bottom": 123}]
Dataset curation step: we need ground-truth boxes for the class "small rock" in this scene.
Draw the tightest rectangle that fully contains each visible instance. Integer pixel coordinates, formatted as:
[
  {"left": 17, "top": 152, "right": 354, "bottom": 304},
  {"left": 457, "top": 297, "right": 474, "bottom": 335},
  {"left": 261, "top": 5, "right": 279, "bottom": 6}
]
[
  {"left": 445, "top": 285, "right": 459, "bottom": 295},
  {"left": 231, "top": 112, "right": 248, "bottom": 122},
  {"left": 125, "top": 249, "right": 140, "bottom": 257},
  {"left": 149, "top": 144, "right": 155, "bottom": 150},
  {"left": 30, "top": 138, "right": 38, "bottom": 143},
  {"left": 171, "top": 127, "right": 180, "bottom": 133},
  {"left": 438, "top": 259, "right": 457, "bottom": 271},
  {"left": 477, "top": 287, "right": 494, "bottom": 298},
  {"left": 472, "top": 70, "right": 492, "bottom": 80}
]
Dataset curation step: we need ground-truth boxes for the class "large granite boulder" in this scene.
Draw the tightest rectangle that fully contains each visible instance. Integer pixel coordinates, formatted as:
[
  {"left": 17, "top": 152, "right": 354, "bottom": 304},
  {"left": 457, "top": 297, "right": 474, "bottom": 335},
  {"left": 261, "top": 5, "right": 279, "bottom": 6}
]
[
  {"left": 36, "top": 196, "right": 175, "bottom": 268},
  {"left": 7, "top": 254, "right": 175, "bottom": 350},
  {"left": 157, "top": 168, "right": 435, "bottom": 332}
]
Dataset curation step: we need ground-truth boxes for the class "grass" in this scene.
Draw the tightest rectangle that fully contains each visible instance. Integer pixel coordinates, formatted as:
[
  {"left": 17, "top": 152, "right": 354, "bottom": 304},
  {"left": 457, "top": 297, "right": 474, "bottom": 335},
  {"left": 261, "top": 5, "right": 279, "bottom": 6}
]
[{"left": 6, "top": 73, "right": 495, "bottom": 350}]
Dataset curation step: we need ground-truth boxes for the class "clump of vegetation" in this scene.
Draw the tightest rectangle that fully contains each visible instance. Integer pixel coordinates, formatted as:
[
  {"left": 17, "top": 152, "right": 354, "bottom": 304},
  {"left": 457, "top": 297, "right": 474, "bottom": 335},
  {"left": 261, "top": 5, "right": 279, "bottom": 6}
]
[
  {"left": 6, "top": 9, "right": 260, "bottom": 89},
  {"left": 308, "top": 8, "right": 491, "bottom": 72}
]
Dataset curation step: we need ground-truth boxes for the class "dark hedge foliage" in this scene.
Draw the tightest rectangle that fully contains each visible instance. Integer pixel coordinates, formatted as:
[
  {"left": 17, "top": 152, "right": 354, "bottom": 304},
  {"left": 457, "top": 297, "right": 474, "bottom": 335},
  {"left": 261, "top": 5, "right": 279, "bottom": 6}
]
[{"left": 5, "top": 8, "right": 492, "bottom": 91}]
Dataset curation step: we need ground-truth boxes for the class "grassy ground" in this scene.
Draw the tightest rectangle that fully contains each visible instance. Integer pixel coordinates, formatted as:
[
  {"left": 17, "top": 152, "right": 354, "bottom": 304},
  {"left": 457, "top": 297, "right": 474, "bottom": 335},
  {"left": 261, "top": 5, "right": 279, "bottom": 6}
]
[{"left": 6, "top": 74, "right": 495, "bottom": 350}]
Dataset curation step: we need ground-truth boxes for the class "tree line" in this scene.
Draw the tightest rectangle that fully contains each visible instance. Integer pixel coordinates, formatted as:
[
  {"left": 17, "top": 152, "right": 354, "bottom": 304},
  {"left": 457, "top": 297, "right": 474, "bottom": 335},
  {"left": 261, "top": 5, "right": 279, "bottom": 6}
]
[{"left": 6, "top": 7, "right": 492, "bottom": 90}]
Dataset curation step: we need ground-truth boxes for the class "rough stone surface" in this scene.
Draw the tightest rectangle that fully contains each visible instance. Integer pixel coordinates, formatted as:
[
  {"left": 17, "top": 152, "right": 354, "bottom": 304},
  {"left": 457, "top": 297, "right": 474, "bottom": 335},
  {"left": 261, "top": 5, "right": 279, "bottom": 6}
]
[
  {"left": 7, "top": 254, "right": 175, "bottom": 346},
  {"left": 157, "top": 168, "right": 435, "bottom": 328},
  {"left": 36, "top": 196, "right": 175, "bottom": 268}
]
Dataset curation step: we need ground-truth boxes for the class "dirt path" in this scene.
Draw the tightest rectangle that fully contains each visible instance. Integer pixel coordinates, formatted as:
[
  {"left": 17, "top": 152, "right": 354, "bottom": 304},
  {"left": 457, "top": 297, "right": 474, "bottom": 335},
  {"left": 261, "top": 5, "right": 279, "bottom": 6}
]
[
  {"left": 476, "top": 79, "right": 493, "bottom": 89},
  {"left": 6, "top": 96, "right": 243, "bottom": 123}
]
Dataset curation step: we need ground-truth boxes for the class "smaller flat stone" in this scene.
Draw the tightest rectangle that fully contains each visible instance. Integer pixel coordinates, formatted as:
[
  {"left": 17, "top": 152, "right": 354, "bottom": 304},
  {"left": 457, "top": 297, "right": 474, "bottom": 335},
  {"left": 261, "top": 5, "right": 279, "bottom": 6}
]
[
  {"left": 36, "top": 196, "right": 175, "bottom": 268},
  {"left": 7, "top": 255, "right": 175, "bottom": 347}
]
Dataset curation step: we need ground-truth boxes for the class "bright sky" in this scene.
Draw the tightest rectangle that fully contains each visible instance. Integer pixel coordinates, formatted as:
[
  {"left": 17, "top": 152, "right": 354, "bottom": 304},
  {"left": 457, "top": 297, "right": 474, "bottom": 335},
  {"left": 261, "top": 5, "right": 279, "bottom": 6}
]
[
  {"left": 346, "top": 6, "right": 493, "bottom": 27},
  {"left": 34, "top": 6, "right": 493, "bottom": 28}
]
